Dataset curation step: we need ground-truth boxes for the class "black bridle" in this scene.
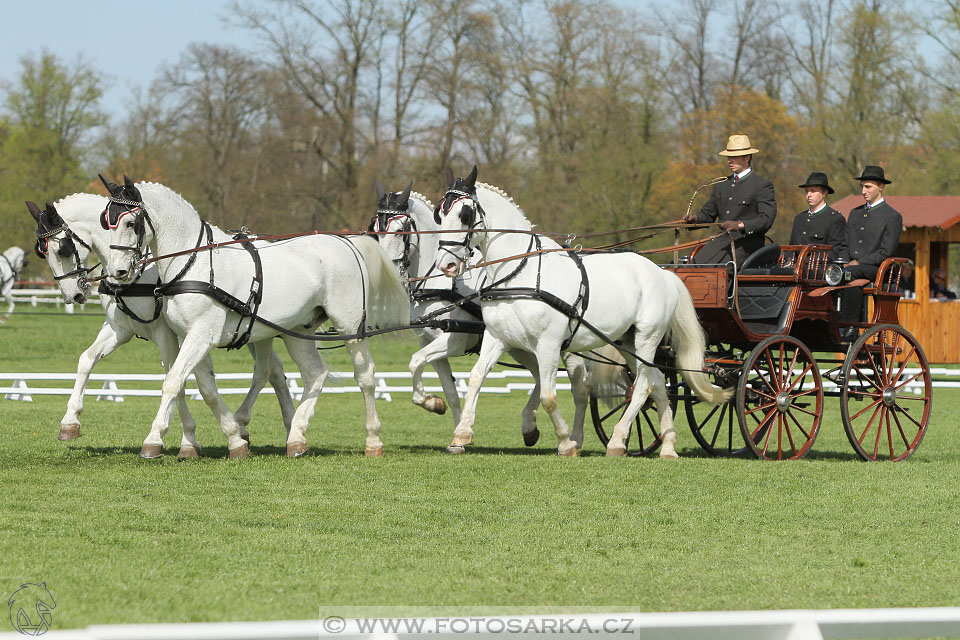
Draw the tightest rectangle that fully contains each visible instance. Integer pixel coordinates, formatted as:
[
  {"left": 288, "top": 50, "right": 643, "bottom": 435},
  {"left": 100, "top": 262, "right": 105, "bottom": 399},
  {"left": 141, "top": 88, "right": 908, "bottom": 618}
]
[
  {"left": 100, "top": 196, "right": 156, "bottom": 281},
  {"left": 434, "top": 184, "right": 483, "bottom": 263},
  {"left": 34, "top": 207, "right": 97, "bottom": 292}
]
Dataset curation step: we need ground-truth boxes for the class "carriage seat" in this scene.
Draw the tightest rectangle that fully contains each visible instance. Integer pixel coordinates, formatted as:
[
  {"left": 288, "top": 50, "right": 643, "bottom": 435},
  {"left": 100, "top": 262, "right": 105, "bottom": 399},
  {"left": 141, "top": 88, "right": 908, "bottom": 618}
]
[{"left": 738, "top": 243, "right": 792, "bottom": 276}]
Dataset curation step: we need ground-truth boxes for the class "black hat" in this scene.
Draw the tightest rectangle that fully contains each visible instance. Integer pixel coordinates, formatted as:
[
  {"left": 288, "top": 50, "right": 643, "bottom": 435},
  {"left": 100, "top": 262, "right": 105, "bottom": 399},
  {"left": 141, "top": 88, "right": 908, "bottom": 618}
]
[
  {"left": 854, "top": 165, "right": 891, "bottom": 184},
  {"left": 798, "top": 171, "right": 834, "bottom": 194}
]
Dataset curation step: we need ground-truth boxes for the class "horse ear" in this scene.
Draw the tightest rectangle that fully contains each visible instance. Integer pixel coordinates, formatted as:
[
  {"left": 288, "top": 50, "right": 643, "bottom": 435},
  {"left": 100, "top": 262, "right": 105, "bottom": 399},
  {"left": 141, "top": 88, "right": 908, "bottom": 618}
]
[
  {"left": 375, "top": 181, "right": 386, "bottom": 202},
  {"left": 46, "top": 203, "right": 63, "bottom": 226},
  {"left": 123, "top": 174, "right": 135, "bottom": 189},
  {"left": 466, "top": 165, "right": 478, "bottom": 189},
  {"left": 445, "top": 167, "right": 455, "bottom": 188},
  {"left": 400, "top": 181, "right": 412, "bottom": 205},
  {"left": 25, "top": 201, "right": 41, "bottom": 221},
  {"left": 98, "top": 173, "right": 120, "bottom": 195}
]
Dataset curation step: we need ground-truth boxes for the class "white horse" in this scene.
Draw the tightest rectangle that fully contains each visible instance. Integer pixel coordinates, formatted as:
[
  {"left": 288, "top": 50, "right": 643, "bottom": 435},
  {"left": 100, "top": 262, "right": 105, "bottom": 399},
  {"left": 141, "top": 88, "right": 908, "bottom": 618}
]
[
  {"left": 370, "top": 182, "right": 593, "bottom": 452},
  {"left": 99, "top": 176, "right": 410, "bottom": 458},
  {"left": 0, "top": 246, "right": 26, "bottom": 322},
  {"left": 26, "top": 197, "right": 295, "bottom": 457},
  {"left": 433, "top": 166, "right": 732, "bottom": 457}
]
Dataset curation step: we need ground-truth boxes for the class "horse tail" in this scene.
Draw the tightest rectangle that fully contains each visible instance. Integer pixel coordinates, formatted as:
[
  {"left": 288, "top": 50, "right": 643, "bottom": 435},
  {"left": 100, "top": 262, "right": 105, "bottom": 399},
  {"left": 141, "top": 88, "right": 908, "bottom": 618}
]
[
  {"left": 667, "top": 273, "right": 733, "bottom": 404},
  {"left": 348, "top": 235, "right": 410, "bottom": 329}
]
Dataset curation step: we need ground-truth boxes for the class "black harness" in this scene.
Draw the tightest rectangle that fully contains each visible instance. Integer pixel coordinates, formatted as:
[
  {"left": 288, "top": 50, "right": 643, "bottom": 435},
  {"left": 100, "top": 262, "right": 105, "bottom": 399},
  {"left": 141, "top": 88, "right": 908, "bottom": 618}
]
[{"left": 432, "top": 184, "right": 592, "bottom": 351}]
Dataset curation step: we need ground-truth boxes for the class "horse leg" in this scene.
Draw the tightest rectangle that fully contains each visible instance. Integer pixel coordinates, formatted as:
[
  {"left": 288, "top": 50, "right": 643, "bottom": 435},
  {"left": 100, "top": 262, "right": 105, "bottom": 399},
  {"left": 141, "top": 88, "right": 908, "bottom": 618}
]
[
  {"left": 0, "top": 292, "right": 12, "bottom": 322},
  {"left": 147, "top": 326, "right": 201, "bottom": 459},
  {"left": 563, "top": 352, "right": 590, "bottom": 450},
  {"left": 59, "top": 321, "right": 133, "bottom": 441},
  {"left": 606, "top": 335, "right": 668, "bottom": 457},
  {"left": 448, "top": 332, "right": 506, "bottom": 453},
  {"left": 533, "top": 345, "right": 578, "bottom": 457},
  {"left": 145, "top": 331, "right": 246, "bottom": 458},
  {"left": 281, "top": 337, "right": 329, "bottom": 457},
  {"left": 508, "top": 349, "right": 541, "bottom": 447},
  {"left": 344, "top": 338, "right": 386, "bottom": 457},
  {"left": 266, "top": 343, "right": 296, "bottom": 437},
  {"left": 409, "top": 330, "right": 468, "bottom": 419}
]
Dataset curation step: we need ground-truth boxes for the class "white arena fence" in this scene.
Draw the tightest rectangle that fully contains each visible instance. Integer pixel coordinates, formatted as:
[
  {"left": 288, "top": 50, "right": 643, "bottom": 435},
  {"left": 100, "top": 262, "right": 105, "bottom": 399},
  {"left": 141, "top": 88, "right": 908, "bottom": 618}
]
[
  {"left": 9, "top": 286, "right": 99, "bottom": 314},
  {"left": 3, "top": 368, "right": 959, "bottom": 404},
  {"left": 0, "top": 370, "right": 568, "bottom": 402},
  {"left": 2, "top": 607, "right": 959, "bottom": 640}
]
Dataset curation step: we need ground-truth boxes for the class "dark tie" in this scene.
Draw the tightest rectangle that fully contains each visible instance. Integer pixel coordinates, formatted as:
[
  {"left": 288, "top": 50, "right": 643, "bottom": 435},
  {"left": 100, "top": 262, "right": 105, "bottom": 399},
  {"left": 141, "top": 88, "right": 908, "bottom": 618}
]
[{"left": 733, "top": 174, "right": 739, "bottom": 185}]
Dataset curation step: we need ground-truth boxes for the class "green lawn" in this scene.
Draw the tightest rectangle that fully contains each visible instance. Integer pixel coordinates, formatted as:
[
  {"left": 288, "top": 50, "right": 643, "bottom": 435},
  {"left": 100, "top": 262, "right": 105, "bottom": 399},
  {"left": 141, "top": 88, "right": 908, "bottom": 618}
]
[{"left": 1, "top": 311, "right": 958, "bottom": 629}]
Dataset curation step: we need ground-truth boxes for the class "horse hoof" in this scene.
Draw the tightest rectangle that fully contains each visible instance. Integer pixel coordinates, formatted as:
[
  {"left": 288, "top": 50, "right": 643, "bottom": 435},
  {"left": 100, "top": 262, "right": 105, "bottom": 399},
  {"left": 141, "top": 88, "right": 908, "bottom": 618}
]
[
  {"left": 286, "top": 441, "right": 307, "bottom": 458},
  {"left": 140, "top": 444, "right": 163, "bottom": 459},
  {"left": 660, "top": 451, "right": 679, "bottom": 459},
  {"left": 425, "top": 395, "right": 447, "bottom": 415},
  {"left": 446, "top": 444, "right": 466, "bottom": 454},
  {"left": 365, "top": 445, "right": 384, "bottom": 457},
  {"left": 58, "top": 424, "right": 81, "bottom": 441},
  {"left": 605, "top": 447, "right": 627, "bottom": 457},
  {"left": 177, "top": 446, "right": 200, "bottom": 459},
  {"left": 523, "top": 428, "right": 540, "bottom": 447},
  {"left": 229, "top": 443, "right": 250, "bottom": 459},
  {"left": 558, "top": 444, "right": 578, "bottom": 457}
]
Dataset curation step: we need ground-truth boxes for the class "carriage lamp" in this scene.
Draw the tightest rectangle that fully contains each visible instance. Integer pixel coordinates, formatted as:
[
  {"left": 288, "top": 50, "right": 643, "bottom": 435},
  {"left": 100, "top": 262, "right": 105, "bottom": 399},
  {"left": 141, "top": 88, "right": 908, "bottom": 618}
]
[{"left": 825, "top": 263, "right": 844, "bottom": 286}]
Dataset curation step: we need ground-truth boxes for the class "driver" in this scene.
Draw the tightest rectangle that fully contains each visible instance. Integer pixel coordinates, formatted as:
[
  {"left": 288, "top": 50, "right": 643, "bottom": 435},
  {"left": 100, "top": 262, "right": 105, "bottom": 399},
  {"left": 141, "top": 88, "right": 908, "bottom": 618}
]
[{"left": 684, "top": 134, "right": 777, "bottom": 265}]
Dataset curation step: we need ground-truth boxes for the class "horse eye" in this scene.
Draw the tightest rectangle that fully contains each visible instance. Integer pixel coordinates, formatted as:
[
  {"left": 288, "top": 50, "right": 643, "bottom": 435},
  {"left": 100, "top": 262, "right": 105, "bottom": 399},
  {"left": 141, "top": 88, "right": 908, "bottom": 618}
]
[{"left": 125, "top": 220, "right": 135, "bottom": 229}]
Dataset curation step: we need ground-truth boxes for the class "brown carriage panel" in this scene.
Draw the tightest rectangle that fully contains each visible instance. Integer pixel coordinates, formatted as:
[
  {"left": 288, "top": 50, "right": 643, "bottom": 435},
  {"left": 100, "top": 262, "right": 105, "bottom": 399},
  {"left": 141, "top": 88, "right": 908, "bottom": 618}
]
[{"left": 676, "top": 268, "right": 727, "bottom": 307}]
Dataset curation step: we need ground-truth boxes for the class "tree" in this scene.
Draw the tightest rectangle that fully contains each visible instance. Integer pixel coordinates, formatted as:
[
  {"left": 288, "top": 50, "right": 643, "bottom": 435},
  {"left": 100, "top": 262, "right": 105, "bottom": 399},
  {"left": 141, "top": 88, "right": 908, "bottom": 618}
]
[{"left": 0, "top": 52, "right": 105, "bottom": 263}]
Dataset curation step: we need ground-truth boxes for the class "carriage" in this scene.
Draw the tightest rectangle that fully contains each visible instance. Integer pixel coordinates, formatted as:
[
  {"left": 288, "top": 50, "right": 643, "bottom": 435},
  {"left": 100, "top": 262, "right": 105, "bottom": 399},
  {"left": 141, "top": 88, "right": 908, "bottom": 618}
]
[{"left": 589, "top": 242, "right": 932, "bottom": 461}]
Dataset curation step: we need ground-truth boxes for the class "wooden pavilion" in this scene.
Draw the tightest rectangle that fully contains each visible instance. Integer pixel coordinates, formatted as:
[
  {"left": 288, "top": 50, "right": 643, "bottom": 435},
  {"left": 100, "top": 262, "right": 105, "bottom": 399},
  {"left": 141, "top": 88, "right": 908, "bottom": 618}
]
[{"left": 833, "top": 195, "right": 960, "bottom": 363}]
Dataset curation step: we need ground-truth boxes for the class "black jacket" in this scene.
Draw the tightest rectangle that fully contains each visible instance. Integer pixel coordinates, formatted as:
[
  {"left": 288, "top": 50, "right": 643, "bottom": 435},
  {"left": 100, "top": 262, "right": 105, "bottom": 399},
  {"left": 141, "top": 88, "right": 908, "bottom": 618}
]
[
  {"left": 695, "top": 170, "right": 777, "bottom": 259},
  {"left": 846, "top": 200, "right": 902, "bottom": 267},
  {"left": 788, "top": 205, "right": 848, "bottom": 260}
]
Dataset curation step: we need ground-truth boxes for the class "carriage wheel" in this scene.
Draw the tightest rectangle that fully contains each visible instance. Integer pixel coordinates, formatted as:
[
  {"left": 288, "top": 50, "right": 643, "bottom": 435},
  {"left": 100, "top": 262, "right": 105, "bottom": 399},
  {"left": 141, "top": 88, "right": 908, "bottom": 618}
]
[
  {"left": 590, "top": 368, "right": 677, "bottom": 456},
  {"left": 841, "top": 325, "right": 932, "bottom": 461},
  {"left": 736, "top": 335, "right": 823, "bottom": 460},
  {"left": 685, "top": 344, "right": 747, "bottom": 457}
]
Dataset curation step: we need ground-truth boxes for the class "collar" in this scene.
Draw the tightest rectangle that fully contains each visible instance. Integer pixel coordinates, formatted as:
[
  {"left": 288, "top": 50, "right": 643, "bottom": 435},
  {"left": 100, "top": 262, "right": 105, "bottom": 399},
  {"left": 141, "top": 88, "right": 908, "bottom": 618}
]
[
  {"left": 866, "top": 197, "right": 885, "bottom": 209},
  {"left": 735, "top": 167, "right": 752, "bottom": 180},
  {"left": 808, "top": 203, "right": 828, "bottom": 215}
]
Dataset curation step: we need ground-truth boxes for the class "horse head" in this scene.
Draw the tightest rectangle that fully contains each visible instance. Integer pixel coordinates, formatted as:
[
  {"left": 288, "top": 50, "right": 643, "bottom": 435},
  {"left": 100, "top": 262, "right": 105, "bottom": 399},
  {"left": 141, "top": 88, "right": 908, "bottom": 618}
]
[
  {"left": 369, "top": 181, "right": 415, "bottom": 266},
  {"left": 434, "top": 165, "right": 481, "bottom": 277},
  {"left": 98, "top": 173, "right": 151, "bottom": 283},
  {"left": 27, "top": 200, "right": 95, "bottom": 304}
]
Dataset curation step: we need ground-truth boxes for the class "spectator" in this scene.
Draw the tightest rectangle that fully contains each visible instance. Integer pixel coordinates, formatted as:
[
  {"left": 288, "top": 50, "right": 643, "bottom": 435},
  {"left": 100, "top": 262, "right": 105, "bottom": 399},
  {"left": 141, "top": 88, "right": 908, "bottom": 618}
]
[
  {"left": 930, "top": 268, "right": 957, "bottom": 300},
  {"left": 900, "top": 260, "right": 915, "bottom": 298}
]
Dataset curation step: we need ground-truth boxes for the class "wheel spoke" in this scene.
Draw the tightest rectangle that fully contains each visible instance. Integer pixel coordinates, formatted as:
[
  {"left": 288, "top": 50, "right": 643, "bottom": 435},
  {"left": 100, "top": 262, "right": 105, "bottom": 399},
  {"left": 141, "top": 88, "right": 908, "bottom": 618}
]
[
  {"left": 873, "top": 406, "right": 887, "bottom": 459},
  {"left": 857, "top": 403, "right": 884, "bottom": 445},
  {"left": 887, "top": 332, "right": 902, "bottom": 381},
  {"left": 890, "top": 407, "right": 912, "bottom": 449},
  {"left": 599, "top": 400, "right": 628, "bottom": 423},
  {"left": 786, "top": 408, "right": 812, "bottom": 440},
  {"left": 785, "top": 346, "right": 801, "bottom": 388},
  {"left": 786, "top": 362, "right": 814, "bottom": 393},
  {"left": 744, "top": 401, "right": 777, "bottom": 416},
  {"left": 791, "top": 404, "right": 821, "bottom": 418},
  {"left": 850, "top": 397, "right": 884, "bottom": 422},
  {"left": 889, "top": 345, "right": 917, "bottom": 386},
  {"left": 852, "top": 363, "right": 884, "bottom": 393},
  {"left": 886, "top": 410, "right": 895, "bottom": 460},
  {"left": 897, "top": 402, "right": 926, "bottom": 430},
  {"left": 892, "top": 370, "right": 925, "bottom": 392}
]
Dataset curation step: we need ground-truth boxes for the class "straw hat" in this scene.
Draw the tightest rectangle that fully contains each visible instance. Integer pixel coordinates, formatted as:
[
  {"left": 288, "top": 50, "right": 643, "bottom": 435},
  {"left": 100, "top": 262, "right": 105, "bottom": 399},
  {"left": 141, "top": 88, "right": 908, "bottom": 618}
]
[{"left": 718, "top": 134, "right": 760, "bottom": 157}]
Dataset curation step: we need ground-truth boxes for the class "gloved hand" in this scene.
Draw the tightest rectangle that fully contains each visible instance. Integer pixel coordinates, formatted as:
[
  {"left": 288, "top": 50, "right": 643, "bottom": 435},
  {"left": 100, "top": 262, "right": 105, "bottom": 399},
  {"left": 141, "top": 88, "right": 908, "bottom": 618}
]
[
  {"left": 718, "top": 220, "right": 742, "bottom": 232},
  {"left": 682, "top": 214, "right": 699, "bottom": 224}
]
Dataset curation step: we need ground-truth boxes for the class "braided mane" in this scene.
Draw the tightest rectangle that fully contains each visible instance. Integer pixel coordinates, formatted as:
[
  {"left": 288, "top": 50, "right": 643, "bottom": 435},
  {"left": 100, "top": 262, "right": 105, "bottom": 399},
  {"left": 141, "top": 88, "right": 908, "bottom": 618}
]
[
  {"left": 409, "top": 191, "right": 433, "bottom": 210},
  {"left": 477, "top": 182, "right": 516, "bottom": 205}
]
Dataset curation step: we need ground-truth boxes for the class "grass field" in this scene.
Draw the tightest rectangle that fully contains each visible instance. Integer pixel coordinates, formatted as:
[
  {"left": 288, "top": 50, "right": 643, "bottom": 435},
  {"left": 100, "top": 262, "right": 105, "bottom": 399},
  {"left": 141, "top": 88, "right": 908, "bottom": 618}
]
[{"left": 1, "top": 311, "right": 959, "bottom": 630}]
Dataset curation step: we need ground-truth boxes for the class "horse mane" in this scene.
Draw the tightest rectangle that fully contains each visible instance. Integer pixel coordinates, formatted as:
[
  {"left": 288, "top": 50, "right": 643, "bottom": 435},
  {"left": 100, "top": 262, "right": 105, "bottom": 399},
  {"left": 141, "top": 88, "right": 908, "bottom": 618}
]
[
  {"left": 409, "top": 191, "right": 433, "bottom": 209},
  {"left": 476, "top": 182, "right": 534, "bottom": 228},
  {"left": 476, "top": 182, "right": 516, "bottom": 205}
]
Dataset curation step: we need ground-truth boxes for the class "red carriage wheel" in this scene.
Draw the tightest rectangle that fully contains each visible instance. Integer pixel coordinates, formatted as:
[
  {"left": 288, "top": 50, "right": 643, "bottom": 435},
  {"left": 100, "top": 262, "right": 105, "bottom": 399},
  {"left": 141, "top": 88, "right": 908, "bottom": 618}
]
[
  {"left": 840, "top": 324, "right": 932, "bottom": 461},
  {"left": 736, "top": 335, "right": 823, "bottom": 460}
]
